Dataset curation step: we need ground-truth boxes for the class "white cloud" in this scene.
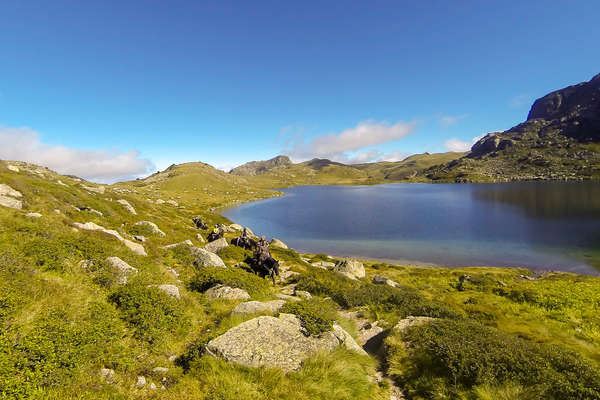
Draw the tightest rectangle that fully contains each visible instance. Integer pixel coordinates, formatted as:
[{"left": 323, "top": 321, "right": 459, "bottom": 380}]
[
  {"left": 283, "top": 120, "right": 415, "bottom": 162},
  {"left": 0, "top": 126, "right": 155, "bottom": 183},
  {"left": 439, "top": 114, "right": 468, "bottom": 128},
  {"left": 444, "top": 134, "right": 485, "bottom": 152}
]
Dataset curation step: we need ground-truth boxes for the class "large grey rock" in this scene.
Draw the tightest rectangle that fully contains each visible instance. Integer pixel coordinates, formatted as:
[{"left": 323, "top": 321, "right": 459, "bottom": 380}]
[
  {"left": 0, "top": 184, "right": 22, "bottom": 198},
  {"left": 106, "top": 256, "right": 138, "bottom": 285},
  {"left": 206, "top": 314, "right": 365, "bottom": 372},
  {"left": 232, "top": 300, "right": 286, "bottom": 315},
  {"left": 229, "top": 223, "right": 243, "bottom": 232},
  {"left": 149, "top": 284, "right": 180, "bottom": 299},
  {"left": 117, "top": 199, "right": 137, "bottom": 215},
  {"left": 372, "top": 275, "right": 400, "bottom": 288},
  {"left": 0, "top": 184, "right": 23, "bottom": 210},
  {"left": 0, "top": 196, "right": 22, "bottom": 210},
  {"left": 333, "top": 259, "right": 365, "bottom": 280},
  {"left": 269, "top": 238, "right": 288, "bottom": 249},
  {"left": 204, "top": 237, "right": 229, "bottom": 253},
  {"left": 74, "top": 222, "right": 147, "bottom": 256},
  {"left": 191, "top": 247, "right": 226, "bottom": 268},
  {"left": 133, "top": 221, "right": 165, "bottom": 237},
  {"left": 204, "top": 284, "right": 250, "bottom": 300}
]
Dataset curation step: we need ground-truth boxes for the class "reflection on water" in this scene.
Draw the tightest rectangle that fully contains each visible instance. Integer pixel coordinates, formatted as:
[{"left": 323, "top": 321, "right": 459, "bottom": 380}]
[
  {"left": 472, "top": 182, "right": 600, "bottom": 219},
  {"left": 223, "top": 182, "right": 600, "bottom": 274}
]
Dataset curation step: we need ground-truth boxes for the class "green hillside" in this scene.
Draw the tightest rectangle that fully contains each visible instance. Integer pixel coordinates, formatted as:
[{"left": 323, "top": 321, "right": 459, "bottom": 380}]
[{"left": 1, "top": 159, "right": 599, "bottom": 399}]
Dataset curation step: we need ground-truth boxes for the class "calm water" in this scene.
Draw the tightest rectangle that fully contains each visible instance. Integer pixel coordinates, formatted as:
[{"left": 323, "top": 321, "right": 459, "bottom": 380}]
[{"left": 223, "top": 182, "right": 600, "bottom": 274}]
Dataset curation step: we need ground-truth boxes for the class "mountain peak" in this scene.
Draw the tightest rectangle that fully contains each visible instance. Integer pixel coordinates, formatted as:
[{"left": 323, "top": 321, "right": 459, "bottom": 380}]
[{"left": 229, "top": 155, "right": 292, "bottom": 176}]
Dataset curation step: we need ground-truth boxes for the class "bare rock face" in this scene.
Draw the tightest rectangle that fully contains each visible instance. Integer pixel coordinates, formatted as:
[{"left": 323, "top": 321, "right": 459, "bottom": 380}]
[
  {"left": 106, "top": 256, "right": 138, "bottom": 285},
  {"left": 204, "top": 284, "right": 250, "bottom": 300},
  {"left": 333, "top": 259, "right": 365, "bottom": 280},
  {"left": 232, "top": 300, "right": 286, "bottom": 315},
  {"left": 117, "top": 199, "right": 137, "bottom": 215},
  {"left": 191, "top": 247, "right": 226, "bottom": 268},
  {"left": 206, "top": 314, "right": 365, "bottom": 372},
  {"left": 527, "top": 72, "right": 600, "bottom": 142},
  {"left": 229, "top": 155, "right": 292, "bottom": 176},
  {"left": 133, "top": 221, "right": 166, "bottom": 237},
  {"left": 204, "top": 237, "right": 229, "bottom": 254}
]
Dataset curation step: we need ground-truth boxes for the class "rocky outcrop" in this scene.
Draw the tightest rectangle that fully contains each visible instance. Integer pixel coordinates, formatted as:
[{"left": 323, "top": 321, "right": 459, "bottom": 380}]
[
  {"left": 25, "top": 212, "right": 42, "bottom": 218},
  {"left": 204, "top": 284, "right": 250, "bottom": 300},
  {"left": 74, "top": 222, "right": 147, "bottom": 256},
  {"left": 191, "top": 247, "right": 226, "bottom": 268},
  {"left": 133, "top": 221, "right": 165, "bottom": 237},
  {"left": 81, "top": 184, "right": 105, "bottom": 194},
  {"left": 333, "top": 259, "right": 365, "bottom": 280},
  {"left": 117, "top": 199, "right": 137, "bottom": 215},
  {"left": 106, "top": 256, "right": 138, "bottom": 284},
  {"left": 204, "top": 237, "right": 228, "bottom": 253},
  {"left": 206, "top": 314, "right": 365, "bottom": 372},
  {"left": 269, "top": 238, "right": 288, "bottom": 249},
  {"left": 0, "top": 184, "right": 23, "bottom": 210},
  {"left": 230, "top": 155, "right": 292, "bottom": 176},
  {"left": 527, "top": 72, "right": 600, "bottom": 142},
  {"left": 232, "top": 300, "right": 286, "bottom": 315}
]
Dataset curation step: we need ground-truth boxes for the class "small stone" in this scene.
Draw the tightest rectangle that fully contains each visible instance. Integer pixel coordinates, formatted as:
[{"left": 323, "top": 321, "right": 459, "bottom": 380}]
[
  {"left": 134, "top": 235, "right": 147, "bottom": 242},
  {"left": 311, "top": 261, "right": 335, "bottom": 269},
  {"left": 149, "top": 383, "right": 157, "bottom": 390},
  {"left": 295, "top": 290, "right": 312, "bottom": 300},
  {"left": 196, "top": 233, "right": 206, "bottom": 243},
  {"left": 99, "top": 368, "right": 115, "bottom": 382},
  {"left": 152, "top": 367, "right": 169, "bottom": 375},
  {"left": 53, "top": 209, "right": 61, "bottom": 214},
  {"left": 161, "top": 240, "right": 193, "bottom": 249},
  {"left": 106, "top": 256, "right": 138, "bottom": 285},
  {"left": 25, "top": 212, "right": 42, "bottom": 218},
  {"left": 148, "top": 284, "right": 180, "bottom": 299},
  {"left": 166, "top": 200, "right": 178, "bottom": 206},
  {"left": 136, "top": 376, "right": 146, "bottom": 388}
]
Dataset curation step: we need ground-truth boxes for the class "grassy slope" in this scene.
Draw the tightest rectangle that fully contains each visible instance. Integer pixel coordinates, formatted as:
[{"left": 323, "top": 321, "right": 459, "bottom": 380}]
[{"left": 1, "top": 159, "right": 599, "bottom": 399}]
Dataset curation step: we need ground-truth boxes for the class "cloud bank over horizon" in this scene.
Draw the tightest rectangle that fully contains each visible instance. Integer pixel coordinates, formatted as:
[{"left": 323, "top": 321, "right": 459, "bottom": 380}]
[
  {"left": 282, "top": 120, "right": 415, "bottom": 164},
  {"left": 0, "top": 126, "right": 155, "bottom": 183}
]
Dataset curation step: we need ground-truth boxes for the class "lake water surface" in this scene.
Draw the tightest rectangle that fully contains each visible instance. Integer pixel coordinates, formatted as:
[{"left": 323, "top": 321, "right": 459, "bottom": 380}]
[{"left": 223, "top": 182, "right": 600, "bottom": 274}]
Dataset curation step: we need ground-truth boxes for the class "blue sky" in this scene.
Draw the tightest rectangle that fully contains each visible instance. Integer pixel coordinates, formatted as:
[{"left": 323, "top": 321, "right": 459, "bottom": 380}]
[{"left": 1, "top": 1, "right": 599, "bottom": 182}]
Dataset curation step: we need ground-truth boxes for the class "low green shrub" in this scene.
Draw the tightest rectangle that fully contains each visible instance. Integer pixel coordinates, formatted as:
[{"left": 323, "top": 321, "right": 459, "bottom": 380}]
[
  {"left": 270, "top": 247, "right": 306, "bottom": 265},
  {"left": 108, "top": 284, "right": 185, "bottom": 344},
  {"left": 188, "top": 267, "right": 272, "bottom": 297},
  {"left": 280, "top": 299, "right": 337, "bottom": 336},
  {"left": 388, "top": 319, "right": 600, "bottom": 399},
  {"left": 296, "top": 270, "right": 459, "bottom": 319},
  {"left": 0, "top": 304, "right": 128, "bottom": 399},
  {"left": 218, "top": 245, "right": 251, "bottom": 264}
]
